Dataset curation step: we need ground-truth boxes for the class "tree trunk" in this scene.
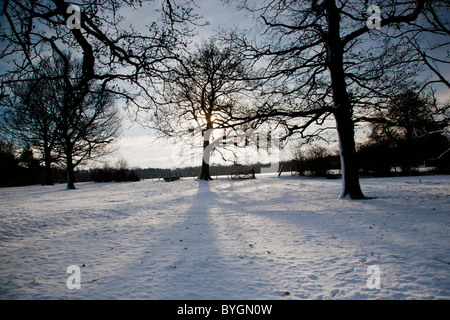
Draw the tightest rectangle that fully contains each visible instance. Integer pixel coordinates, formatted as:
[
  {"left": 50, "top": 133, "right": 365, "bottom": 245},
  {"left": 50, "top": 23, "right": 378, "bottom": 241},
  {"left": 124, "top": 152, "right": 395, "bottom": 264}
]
[
  {"left": 43, "top": 146, "right": 54, "bottom": 185},
  {"left": 66, "top": 150, "right": 76, "bottom": 189},
  {"left": 326, "top": 0, "right": 365, "bottom": 199},
  {"left": 198, "top": 141, "right": 213, "bottom": 180},
  {"left": 334, "top": 110, "right": 365, "bottom": 199},
  {"left": 198, "top": 124, "right": 213, "bottom": 181}
]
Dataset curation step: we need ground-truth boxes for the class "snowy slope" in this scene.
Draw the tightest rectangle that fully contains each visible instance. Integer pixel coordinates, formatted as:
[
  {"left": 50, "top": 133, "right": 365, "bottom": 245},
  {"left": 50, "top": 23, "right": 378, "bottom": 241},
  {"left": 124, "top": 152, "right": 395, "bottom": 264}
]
[{"left": 0, "top": 174, "right": 449, "bottom": 299}]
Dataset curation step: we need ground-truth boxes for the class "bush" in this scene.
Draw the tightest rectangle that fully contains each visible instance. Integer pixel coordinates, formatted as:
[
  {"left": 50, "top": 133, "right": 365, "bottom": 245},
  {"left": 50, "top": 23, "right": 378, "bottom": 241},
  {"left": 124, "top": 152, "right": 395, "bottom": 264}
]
[
  {"left": 357, "top": 141, "right": 393, "bottom": 176},
  {"left": 292, "top": 146, "right": 335, "bottom": 177},
  {"left": 126, "top": 170, "right": 140, "bottom": 181},
  {"left": 0, "top": 142, "right": 46, "bottom": 187},
  {"left": 90, "top": 165, "right": 140, "bottom": 183},
  {"left": 90, "top": 166, "right": 113, "bottom": 182}
]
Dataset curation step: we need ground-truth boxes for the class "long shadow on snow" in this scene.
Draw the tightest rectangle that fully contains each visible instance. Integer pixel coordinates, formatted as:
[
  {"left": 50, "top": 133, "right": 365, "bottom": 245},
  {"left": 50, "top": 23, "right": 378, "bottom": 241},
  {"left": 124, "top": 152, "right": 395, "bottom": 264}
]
[{"left": 93, "top": 179, "right": 265, "bottom": 299}]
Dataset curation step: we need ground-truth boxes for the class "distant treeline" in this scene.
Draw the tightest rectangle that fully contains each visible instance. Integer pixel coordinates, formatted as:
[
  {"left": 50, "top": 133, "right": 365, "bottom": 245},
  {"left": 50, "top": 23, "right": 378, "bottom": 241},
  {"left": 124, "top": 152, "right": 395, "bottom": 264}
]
[
  {"left": 2, "top": 137, "right": 449, "bottom": 188},
  {"left": 1, "top": 141, "right": 289, "bottom": 187},
  {"left": 290, "top": 134, "right": 450, "bottom": 178},
  {"left": 78, "top": 163, "right": 282, "bottom": 182}
]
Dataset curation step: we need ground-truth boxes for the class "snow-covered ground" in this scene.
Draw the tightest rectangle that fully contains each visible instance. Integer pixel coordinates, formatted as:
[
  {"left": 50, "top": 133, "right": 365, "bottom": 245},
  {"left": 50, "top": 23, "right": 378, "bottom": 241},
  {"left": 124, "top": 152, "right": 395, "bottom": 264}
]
[{"left": 0, "top": 174, "right": 449, "bottom": 300}]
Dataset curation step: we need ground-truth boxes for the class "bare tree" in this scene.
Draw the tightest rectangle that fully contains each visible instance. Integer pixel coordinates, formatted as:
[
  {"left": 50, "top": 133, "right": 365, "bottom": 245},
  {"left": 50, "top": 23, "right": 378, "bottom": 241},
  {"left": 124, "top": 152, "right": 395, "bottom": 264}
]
[
  {"left": 0, "top": 0, "right": 201, "bottom": 117},
  {"left": 369, "top": 90, "right": 449, "bottom": 172},
  {"left": 221, "top": 0, "right": 449, "bottom": 198},
  {"left": 0, "top": 0, "right": 204, "bottom": 187},
  {"left": 2, "top": 52, "right": 121, "bottom": 189},
  {"left": 405, "top": 1, "right": 450, "bottom": 90},
  {"left": 150, "top": 39, "right": 258, "bottom": 180},
  {"left": 52, "top": 55, "right": 121, "bottom": 189},
  {"left": 1, "top": 62, "right": 61, "bottom": 185}
]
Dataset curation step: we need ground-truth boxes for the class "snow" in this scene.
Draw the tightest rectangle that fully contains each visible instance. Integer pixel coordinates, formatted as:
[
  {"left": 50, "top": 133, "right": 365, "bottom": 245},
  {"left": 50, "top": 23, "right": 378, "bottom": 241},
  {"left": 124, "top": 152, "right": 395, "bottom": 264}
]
[{"left": 0, "top": 174, "right": 449, "bottom": 300}]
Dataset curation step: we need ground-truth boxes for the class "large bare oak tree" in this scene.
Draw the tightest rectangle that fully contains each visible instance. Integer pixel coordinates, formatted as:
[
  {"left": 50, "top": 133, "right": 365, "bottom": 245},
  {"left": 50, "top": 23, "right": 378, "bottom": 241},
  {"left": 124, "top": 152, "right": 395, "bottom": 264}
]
[
  {"left": 150, "top": 39, "right": 258, "bottom": 180},
  {"left": 222, "top": 0, "right": 449, "bottom": 198}
]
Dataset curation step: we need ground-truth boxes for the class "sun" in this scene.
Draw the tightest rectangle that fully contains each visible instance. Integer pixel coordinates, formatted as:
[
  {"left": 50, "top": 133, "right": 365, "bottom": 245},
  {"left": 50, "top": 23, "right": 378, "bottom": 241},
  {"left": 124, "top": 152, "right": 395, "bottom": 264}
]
[{"left": 200, "top": 113, "right": 217, "bottom": 126}]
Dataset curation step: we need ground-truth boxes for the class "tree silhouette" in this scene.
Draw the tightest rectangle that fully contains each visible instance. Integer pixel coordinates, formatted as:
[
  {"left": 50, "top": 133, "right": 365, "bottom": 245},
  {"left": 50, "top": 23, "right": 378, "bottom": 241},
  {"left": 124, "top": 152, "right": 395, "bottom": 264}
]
[
  {"left": 1, "top": 0, "right": 201, "bottom": 187},
  {"left": 369, "top": 90, "right": 449, "bottom": 172},
  {"left": 0, "top": 0, "right": 200, "bottom": 119},
  {"left": 2, "top": 53, "right": 121, "bottom": 189},
  {"left": 150, "top": 39, "right": 258, "bottom": 180},
  {"left": 2, "top": 58, "right": 63, "bottom": 185},
  {"left": 222, "top": 0, "right": 449, "bottom": 198}
]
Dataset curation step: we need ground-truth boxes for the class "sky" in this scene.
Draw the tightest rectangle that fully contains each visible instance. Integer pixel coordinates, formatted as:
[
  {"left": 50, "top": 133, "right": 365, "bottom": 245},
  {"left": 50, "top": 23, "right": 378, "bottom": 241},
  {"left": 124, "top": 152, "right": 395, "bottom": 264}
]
[{"left": 2, "top": 1, "right": 449, "bottom": 170}]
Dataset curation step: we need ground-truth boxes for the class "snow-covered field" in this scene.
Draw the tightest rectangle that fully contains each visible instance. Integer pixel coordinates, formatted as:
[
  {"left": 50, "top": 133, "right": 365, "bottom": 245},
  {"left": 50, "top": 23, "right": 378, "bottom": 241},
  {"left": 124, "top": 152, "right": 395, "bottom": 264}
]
[{"left": 0, "top": 174, "right": 449, "bottom": 300}]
